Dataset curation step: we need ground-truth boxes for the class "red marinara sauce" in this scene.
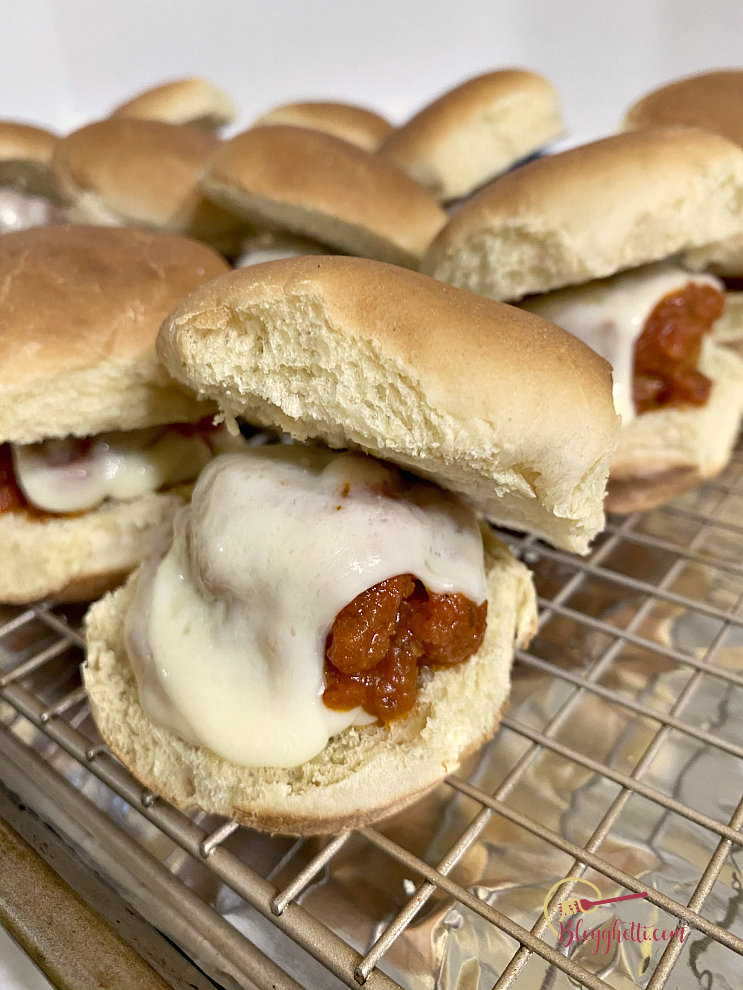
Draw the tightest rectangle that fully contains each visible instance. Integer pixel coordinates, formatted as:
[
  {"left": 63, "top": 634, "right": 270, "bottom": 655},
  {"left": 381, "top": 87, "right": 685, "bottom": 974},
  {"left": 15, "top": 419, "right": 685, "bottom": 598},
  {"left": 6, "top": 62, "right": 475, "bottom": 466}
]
[
  {"left": 322, "top": 574, "right": 487, "bottom": 722},
  {"left": 633, "top": 283, "right": 724, "bottom": 414}
]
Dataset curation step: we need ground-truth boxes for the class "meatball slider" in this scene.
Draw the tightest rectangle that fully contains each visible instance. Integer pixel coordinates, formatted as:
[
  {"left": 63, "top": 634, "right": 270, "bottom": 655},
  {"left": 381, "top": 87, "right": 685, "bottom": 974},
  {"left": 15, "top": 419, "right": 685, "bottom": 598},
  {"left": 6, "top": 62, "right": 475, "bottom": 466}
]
[
  {"left": 251, "top": 100, "right": 392, "bottom": 151},
  {"left": 424, "top": 129, "right": 743, "bottom": 513},
  {"left": 0, "top": 121, "right": 63, "bottom": 234},
  {"left": 84, "top": 257, "right": 619, "bottom": 835},
  {"left": 199, "top": 125, "right": 447, "bottom": 269},
  {"left": 0, "top": 225, "right": 232, "bottom": 603},
  {"left": 110, "top": 76, "right": 238, "bottom": 132},
  {"left": 51, "top": 118, "right": 248, "bottom": 256},
  {"left": 623, "top": 71, "right": 743, "bottom": 350},
  {"left": 378, "top": 69, "right": 564, "bottom": 203}
]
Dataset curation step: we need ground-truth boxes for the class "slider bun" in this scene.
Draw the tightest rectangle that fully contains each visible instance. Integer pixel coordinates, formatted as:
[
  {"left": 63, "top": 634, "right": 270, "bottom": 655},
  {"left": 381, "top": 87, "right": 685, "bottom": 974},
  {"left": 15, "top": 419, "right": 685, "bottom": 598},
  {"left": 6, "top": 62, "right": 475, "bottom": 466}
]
[
  {"left": 51, "top": 119, "right": 247, "bottom": 253},
  {"left": 379, "top": 69, "right": 564, "bottom": 202},
  {"left": 622, "top": 70, "right": 743, "bottom": 149},
  {"left": 251, "top": 101, "right": 392, "bottom": 151},
  {"left": 111, "top": 77, "right": 237, "bottom": 131},
  {"left": 158, "top": 256, "right": 619, "bottom": 553},
  {"left": 422, "top": 128, "right": 743, "bottom": 300},
  {"left": 0, "top": 121, "right": 60, "bottom": 201},
  {"left": 83, "top": 527, "right": 536, "bottom": 834},
  {"left": 607, "top": 341, "right": 743, "bottom": 513},
  {"left": 0, "top": 488, "right": 188, "bottom": 605},
  {"left": 0, "top": 226, "right": 228, "bottom": 444},
  {"left": 713, "top": 292, "right": 743, "bottom": 350},
  {"left": 199, "top": 125, "right": 446, "bottom": 268},
  {"left": 684, "top": 233, "right": 743, "bottom": 278}
]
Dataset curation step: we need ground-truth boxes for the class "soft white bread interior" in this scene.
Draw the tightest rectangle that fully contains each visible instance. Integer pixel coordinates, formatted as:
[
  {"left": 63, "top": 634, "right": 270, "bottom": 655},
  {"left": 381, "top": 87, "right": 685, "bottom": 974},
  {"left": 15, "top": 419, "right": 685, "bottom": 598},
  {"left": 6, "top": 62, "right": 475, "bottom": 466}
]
[
  {"left": 83, "top": 525, "right": 536, "bottom": 834},
  {"left": 199, "top": 125, "right": 447, "bottom": 268},
  {"left": 158, "top": 256, "right": 619, "bottom": 553},
  {"left": 51, "top": 118, "right": 247, "bottom": 253},
  {"left": 378, "top": 69, "right": 564, "bottom": 202},
  {"left": 0, "top": 488, "right": 189, "bottom": 605},
  {"left": 684, "top": 233, "right": 743, "bottom": 278},
  {"left": 0, "top": 121, "right": 60, "bottom": 201},
  {"left": 606, "top": 340, "right": 743, "bottom": 513},
  {"left": 711, "top": 291, "right": 743, "bottom": 347},
  {"left": 251, "top": 101, "right": 392, "bottom": 151},
  {"left": 111, "top": 77, "right": 237, "bottom": 131},
  {"left": 0, "top": 225, "right": 229, "bottom": 444},
  {"left": 422, "top": 128, "right": 743, "bottom": 301}
]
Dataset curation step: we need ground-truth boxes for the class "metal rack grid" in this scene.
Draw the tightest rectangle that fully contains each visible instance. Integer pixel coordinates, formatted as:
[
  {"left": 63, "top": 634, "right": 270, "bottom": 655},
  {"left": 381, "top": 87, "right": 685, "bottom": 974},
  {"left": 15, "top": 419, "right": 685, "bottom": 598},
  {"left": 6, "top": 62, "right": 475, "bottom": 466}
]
[{"left": 2, "top": 451, "right": 743, "bottom": 989}]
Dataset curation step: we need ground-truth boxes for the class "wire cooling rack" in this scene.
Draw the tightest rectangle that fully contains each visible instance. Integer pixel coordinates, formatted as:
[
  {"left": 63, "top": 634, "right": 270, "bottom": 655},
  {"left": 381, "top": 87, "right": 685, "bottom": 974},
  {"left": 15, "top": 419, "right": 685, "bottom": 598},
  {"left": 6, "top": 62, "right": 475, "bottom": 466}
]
[{"left": 2, "top": 449, "right": 743, "bottom": 990}]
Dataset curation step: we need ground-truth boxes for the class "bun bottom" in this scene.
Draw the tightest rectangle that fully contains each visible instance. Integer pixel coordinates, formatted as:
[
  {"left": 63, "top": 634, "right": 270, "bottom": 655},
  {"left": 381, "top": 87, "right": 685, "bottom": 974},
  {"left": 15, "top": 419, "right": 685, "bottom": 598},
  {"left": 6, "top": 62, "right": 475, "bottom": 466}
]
[
  {"left": 606, "top": 341, "right": 743, "bottom": 515},
  {"left": 0, "top": 489, "right": 188, "bottom": 604},
  {"left": 83, "top": 527, "right": 537, "bottom": 836}
]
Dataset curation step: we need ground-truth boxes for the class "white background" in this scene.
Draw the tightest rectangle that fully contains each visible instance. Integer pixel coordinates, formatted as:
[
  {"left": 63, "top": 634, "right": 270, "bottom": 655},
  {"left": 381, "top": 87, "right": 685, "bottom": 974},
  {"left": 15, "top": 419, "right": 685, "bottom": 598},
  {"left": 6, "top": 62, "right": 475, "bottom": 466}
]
[
  {"left": 2, "top": 0, "right": 743, "bottom": 144},
  {"left": 1, "top": 1, "right": 742, "bottom": 986}
]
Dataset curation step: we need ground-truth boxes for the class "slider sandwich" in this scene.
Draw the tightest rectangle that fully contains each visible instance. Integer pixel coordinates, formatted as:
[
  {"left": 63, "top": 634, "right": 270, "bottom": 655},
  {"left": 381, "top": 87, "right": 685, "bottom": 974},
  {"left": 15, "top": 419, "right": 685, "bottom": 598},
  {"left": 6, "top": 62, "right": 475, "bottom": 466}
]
[
  {"left": 84, "top": 257, "right": 619, "bottom": 834},
  {"left": 0, "top": 225, "right": 234, "bottom": 604},
  {"left": 0, "top": 121, "right": 63, "bottom": 234},
  {"left": 378, "top": 69, "right": 564, "bottom": 203},
  {"left": 51, "top": 118, "right": 248, "bottom": 256},
  {"left": 199, "top": 125, "right": 447, "bottom": 269},
  {"left": 251, "top": 100, "right": 393, "bottom": 151},
  {"left": 623, "top": 70, "right": 743, "bottom": 352},
  {"left": 110, "top": 76, "right": 238, "bottom": 132},
  {"left": 424, "top": 129, "right": 743, "bottom": 513}
]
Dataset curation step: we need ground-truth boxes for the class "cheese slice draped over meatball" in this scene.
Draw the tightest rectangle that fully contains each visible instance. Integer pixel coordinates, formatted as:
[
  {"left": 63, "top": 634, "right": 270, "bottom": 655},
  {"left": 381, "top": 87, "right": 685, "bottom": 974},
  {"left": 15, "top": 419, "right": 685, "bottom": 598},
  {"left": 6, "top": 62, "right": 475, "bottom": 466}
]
[
  {"left": 522, "top": 263, "right": 722, "bottom": 424},
  {"left": 126, "top": 445, "right": 487, "bottom": 768}
]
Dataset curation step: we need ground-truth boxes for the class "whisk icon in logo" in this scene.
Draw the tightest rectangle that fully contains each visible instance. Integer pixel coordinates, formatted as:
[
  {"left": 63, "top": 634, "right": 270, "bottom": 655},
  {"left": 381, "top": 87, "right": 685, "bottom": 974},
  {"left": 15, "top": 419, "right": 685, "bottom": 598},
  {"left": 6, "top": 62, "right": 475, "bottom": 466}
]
[{"left": 543, "top": 878, "right": 686, "bottom": 956}]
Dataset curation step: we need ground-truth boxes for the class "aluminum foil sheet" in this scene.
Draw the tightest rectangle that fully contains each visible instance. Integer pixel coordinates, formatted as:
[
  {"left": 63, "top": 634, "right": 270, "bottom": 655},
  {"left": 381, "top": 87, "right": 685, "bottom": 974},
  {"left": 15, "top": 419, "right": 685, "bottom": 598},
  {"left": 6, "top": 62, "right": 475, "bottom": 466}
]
[{"left": 2, "top": 461, "right": 743, "bottom": 989}]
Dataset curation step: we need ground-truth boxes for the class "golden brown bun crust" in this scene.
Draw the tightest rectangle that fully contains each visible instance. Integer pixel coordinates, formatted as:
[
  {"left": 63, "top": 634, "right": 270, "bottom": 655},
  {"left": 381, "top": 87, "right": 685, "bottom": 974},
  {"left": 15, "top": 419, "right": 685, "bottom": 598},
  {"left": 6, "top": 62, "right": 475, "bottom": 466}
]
[
  {"left": 252, "top": 101, "right": 392, "bottom": 151},
  {"left": 623, "top": 70, "right": 743, "bottom": 148},
  {"left": 0, "top": 121, "right": 60, "bottom": 200},
  {"left": 158, "top": 256, "right": 618, "bottom": 553},
  {"left": 83, "top": 528, "right": 537, "bottom": 835},
  {"left": 51, "top": 119, "right": 247, "bottom": 251},
  {"left": 200, "top": 125, "right": 447, "bottom": 268},
  {"left": 111, "top": 77, "right": 237, "bottom": 131},
  {"left": 423, "top": 128, "right": 743, "bottom": 300},
  {"left": 0, "top": 225, "right": 229, "bottom": 443},
  {"left": 379, "top": 69, "right": 564, "bottom": 201}
]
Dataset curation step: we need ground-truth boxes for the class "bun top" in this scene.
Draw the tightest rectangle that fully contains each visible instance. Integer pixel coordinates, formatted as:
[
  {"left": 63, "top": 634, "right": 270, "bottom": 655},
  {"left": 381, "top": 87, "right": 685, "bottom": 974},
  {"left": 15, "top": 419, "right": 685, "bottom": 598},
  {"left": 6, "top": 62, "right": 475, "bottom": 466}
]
[
  {"left": 200, "top": 125, "right": 446, "bottom": 268},
  {"left": 111, "top": 77, "right": 237, "bottom": 131},
  {"left": 623, "top": 70, "right": 743, "bottom": 148},
  {"left": 379, "top": 69, "right": 564, "bottom": 201},
  {"left": 158, "top": 256, "right": 619, "bottom": 553},
  {"left": 0, "top": 121, "right": 60, "bottom": 200},
  {"left": 423, "top": 128, "right": 743, "bottom": 300},
  {"left": 51, "top": 118, "right": 246, "bottom": 251},
  {"left": 251, "top": 101, "right": 392, "bottom": 151},
  {"left": 0, "top": 226, "right": 229, "bottom": 443}
]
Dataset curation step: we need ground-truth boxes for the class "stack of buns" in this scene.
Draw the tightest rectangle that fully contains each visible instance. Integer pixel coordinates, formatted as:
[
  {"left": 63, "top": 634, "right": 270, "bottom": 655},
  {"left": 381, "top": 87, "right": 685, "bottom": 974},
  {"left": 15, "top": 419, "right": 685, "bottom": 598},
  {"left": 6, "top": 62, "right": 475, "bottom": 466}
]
[{"left": 3, "top": 64, "right": 743, "bottom": 835}]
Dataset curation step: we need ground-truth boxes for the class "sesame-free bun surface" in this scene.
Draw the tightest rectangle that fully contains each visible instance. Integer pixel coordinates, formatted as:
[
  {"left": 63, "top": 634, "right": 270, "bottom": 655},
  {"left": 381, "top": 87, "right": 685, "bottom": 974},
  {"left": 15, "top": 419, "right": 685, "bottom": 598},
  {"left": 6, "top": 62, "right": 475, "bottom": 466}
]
[
  {"left": 0, "top": 226, "right": 228, "bottom": 444},
  {"left": 423, "top": 128, "right": 743, "bottom": 300},
  {"left": 51, "top": 119, "right": 247, "bottom": 253},
  {"left": 252, "top": 101, "right": 392, "bottom": 151},
  {"left": 622, "top": 70, "right": 743, "bottom": 149},
  {"left": 379, "top": 69, "right": 564, "bottom": 202},
  {"left": 200, "top": 125, "right": 446, "bottom": 268},
  {"left": 0, "top": 488, "right": 189, "bottom": 605},
  {"left": 0, "top": 121, "right": 60, "bottom": 201},
  {"left": 83, "top": 526, "right": 536, "bottom": 834},
  {"left": 158, "top": 256, "right": 619, "bottom": 553},
  {"left": 606, "top": 341, "right": 743, "bottom": 513},
  {"left": 111, "top": 77, "right": 237, "bottom": 131}
]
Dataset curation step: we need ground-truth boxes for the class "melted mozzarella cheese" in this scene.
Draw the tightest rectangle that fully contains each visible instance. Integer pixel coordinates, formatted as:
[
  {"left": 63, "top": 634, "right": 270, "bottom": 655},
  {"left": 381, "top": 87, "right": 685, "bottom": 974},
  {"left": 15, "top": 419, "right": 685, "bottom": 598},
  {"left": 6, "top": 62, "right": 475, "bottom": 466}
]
[
  {"left": 0, "top": 189, "right": 55, "bottom": 234},
  {"left": 13, "top": 427, "right": 214, "bottom": 513},
  {"left": 126, "top": 446, "right": 487, "bottom": 769},
  {"left": 522, "top": 263, "right": 722, "bottom": 425},
  {"left": 235, "top": 232, "right": 328, "bottom": 268}
]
